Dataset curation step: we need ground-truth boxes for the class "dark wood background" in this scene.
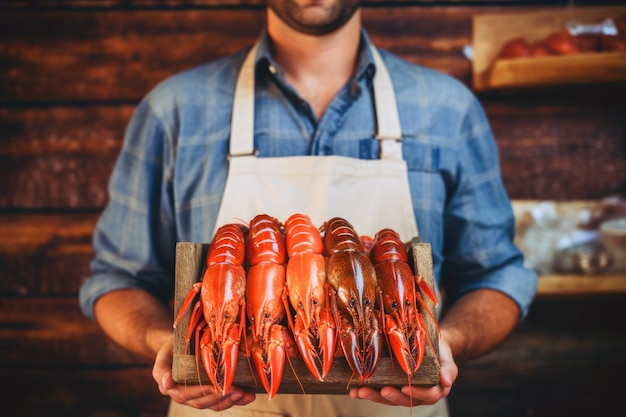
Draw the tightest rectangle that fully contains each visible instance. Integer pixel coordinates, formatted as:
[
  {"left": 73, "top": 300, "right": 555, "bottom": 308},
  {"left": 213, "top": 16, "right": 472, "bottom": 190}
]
[{"left": 1, "top": 1, "right": 625, "bottom": 416}]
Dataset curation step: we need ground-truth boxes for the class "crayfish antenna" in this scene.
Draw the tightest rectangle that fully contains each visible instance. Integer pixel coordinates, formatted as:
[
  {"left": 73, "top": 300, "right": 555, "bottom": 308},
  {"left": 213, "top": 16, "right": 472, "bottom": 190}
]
[
  {"left": 239, "top": 303, "right": 259, "bottom": 388},
  {"left": 415, "top": 293, "right": 441, "bottom": 338},
  {"left": 410, "top": 288, "right": 440, "bottom": 372},
  {"left": 378, "top": 290, "right": 397, "bottom": 372},
  {"left": 345, "top": 372, "right": 355, "bottom": 390},
  {"left": 279, "top": 287, "right": 309, "bottom": 390},
  {"left": 415, "top": 310, "right": 441, "bottom": 368},
  {"left": 231, "top": 217, "right": 250, "bottom": 227},
  {"left": 194, "top": 324, "right": 211, "bottom": 396},
  {"left": 285, "top": 347, "right": 306, "bottom": 396},
  {"left": 407, "top": 373, "right": 414, "bottom": 417},
  {"left": 174, "top": 282, "right": 202, "bottom": 329},
  {"left": 243, "top": 329, "right": 258, "bottom": 387},
  {"left": 185, "top": 301, "right": 203, "bottom": 352}
]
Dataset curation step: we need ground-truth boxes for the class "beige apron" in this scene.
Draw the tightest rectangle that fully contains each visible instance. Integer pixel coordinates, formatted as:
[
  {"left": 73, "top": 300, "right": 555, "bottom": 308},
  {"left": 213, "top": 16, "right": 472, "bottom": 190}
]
[{"left": 169, "top": 44, "right": 448, "bottom": 417}]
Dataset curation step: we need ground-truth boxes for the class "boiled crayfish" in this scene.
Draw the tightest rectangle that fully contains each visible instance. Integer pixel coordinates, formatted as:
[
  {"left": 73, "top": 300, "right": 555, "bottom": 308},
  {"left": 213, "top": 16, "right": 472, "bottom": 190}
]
[
  {"left": 360, "top": 234, "right": 374, "bottom": 256},
  {"left": 369, "top": 228, "right": 439, "bottom": 378},
  {"left": 283, "top": 213, "right": 336, "bottom": 382},
  {"left": 245, "top": 214, "right": 297, "bottom": 399},
  {"left": 173, "top": 223, "right": 248, "bottom": 395},
  {"left": 322, "top": 217, "right": 383, "bottom": 383}
]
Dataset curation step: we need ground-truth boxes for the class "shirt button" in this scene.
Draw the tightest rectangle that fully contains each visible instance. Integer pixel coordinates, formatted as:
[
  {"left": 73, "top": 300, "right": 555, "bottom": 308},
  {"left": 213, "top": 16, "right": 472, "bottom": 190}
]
[
  {"left": 268, "top": 64, "right": 277, "bottom": 75},
  {"left": 350, "top": 81, "right": 361, "bottom": 96}
]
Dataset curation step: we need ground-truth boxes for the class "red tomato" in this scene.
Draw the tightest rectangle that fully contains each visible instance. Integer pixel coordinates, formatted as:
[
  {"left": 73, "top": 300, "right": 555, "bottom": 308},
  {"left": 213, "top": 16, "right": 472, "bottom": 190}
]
[
  {"left": 546, "top": 30, "right": 580, "bottom": 55},
  {"left": 602, "top": 34, "right": 626, "bottom": 51},
  {"left": 497, "top": 37, "right": 531, "bottom": 59},
  {"left": 575, "top": 34, "right": 601, "bottom": 53},
  {"left": 529, "top": 41, "right": 552, "bottom": 57}
]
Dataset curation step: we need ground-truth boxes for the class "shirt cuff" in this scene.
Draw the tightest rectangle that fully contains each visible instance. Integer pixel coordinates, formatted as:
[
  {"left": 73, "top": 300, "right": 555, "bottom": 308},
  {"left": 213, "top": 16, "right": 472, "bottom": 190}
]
[
  {"left": 79, "top": 274, "right": 145, "bottom": 321},
  {"left": 449, "top": 263, "right": 539, "bottom": 321}
]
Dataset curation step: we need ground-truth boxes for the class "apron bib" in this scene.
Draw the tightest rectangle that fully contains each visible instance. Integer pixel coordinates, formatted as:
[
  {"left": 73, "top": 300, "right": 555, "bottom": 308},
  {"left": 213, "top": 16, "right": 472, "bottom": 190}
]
[{"left": 169, "top": 43, "right": 448, "bottom": 417}]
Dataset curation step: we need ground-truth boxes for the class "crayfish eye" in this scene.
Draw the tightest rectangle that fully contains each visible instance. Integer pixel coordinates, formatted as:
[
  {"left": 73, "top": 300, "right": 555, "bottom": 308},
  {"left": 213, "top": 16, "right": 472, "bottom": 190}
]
[
  {"left": 312, "top": 299, "right": 318, "bottom": 306},
  {"left": 349, "top": 298, "right": 356, "bottom": 308},
  {"left": 264, "top": 312, "right": 270, "bottom": 319},
  {"left": 405, "top": 300, "right": 412, "bottom": 307},
  {"left": 391, "top": 301, "right": 398, "bottom": 309},
  {"left": 224, "top": 314, "right": 230, "bottom": 319},
  {"left": 364, "top": 298, "right": 371, "bottom": 306}
]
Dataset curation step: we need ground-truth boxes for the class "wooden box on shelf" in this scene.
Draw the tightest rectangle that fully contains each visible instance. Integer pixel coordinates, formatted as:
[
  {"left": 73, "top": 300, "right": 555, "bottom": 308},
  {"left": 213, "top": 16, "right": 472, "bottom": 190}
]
[
  {"left": 472, "top": 6, "right": 626, "bottom": 91},
  {"left": 172, "top": 238, "right": 440, "bottom": 394},
  {"left": 512, "top": 200, "right": 626, "bottom": 297}
]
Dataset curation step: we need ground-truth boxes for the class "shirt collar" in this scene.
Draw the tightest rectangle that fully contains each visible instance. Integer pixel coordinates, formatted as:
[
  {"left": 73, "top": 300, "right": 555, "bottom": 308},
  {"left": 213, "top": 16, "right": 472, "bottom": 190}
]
[{"left": 252, "top": 28, "right": 377, "bottom": 83}]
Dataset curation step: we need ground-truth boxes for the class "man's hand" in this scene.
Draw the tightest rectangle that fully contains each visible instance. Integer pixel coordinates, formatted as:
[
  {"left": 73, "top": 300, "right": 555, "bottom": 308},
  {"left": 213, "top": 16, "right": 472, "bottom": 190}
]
[
  {"left": 348, "top": 288, "right": 520, "bottom": 408},
  {"left": 348, "top": 337, "right": 457, "bottom": 407},
  {"left": 152, "top": 334, "right": 256, "bottom": 411}
]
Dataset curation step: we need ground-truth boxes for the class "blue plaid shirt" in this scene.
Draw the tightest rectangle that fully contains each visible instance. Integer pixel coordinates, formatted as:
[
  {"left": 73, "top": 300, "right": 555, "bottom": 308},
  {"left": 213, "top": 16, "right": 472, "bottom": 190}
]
[{"left": 79, "top": 30, "right": 537, "bottom": 321}]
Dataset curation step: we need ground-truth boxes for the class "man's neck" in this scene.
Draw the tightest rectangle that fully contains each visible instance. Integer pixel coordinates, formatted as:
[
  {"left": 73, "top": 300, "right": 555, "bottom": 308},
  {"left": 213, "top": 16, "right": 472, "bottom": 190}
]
[{"left": 267, "top": 9, "right": 362, "bottom": 120}]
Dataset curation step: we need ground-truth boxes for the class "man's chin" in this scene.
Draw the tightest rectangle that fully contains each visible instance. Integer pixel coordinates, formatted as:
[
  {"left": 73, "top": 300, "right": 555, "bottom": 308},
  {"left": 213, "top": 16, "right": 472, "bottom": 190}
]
[{"left": 268, "top": 0, "right": 360, "bottom": 36}]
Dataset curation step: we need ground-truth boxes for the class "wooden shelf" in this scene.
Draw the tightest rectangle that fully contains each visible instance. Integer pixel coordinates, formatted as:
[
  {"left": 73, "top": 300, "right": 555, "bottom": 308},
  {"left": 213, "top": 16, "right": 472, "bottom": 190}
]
[
  {"left": 537, "top": 273, "right": 626, "bottom": 296},
  {"left": 485, "top": 52, "right": 626, "bottom": 90},
  {"left": 472, "top": 6, "right": 626, "bottom": 91}
]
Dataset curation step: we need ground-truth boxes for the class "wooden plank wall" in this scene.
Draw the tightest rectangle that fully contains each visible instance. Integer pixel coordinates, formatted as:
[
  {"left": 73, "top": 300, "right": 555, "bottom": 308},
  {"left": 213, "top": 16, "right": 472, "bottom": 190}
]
[{"left": 1, "top": 1, "right": 625, "bottom": 416}]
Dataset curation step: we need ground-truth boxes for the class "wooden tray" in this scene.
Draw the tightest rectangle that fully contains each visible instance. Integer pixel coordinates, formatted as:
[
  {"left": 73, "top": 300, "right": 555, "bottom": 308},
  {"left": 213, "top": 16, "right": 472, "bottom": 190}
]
[
  {"left": 172, "top": 239, "right": 440, "bottom": 394},
  {"left": 472, "top": 6, "right": 626, "bottom": 91}
]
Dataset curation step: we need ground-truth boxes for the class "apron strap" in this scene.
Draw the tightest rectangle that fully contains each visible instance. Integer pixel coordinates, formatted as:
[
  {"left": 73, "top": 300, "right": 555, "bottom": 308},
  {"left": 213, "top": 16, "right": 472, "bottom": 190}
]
[
  {"left": 229, "top": 42, "right": 403, "bottom": 160},
  {"left": 229, "top": 45, "right": 258, "bottom": 157},
  {"left": 370, "top": 46, "right": 403, "bottom": 161}
]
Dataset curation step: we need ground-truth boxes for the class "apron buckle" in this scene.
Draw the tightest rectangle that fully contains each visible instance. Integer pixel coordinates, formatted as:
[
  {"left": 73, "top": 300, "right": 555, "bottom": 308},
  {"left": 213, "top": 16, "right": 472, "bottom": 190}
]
[
  {"left": 375, "top": 134, "right": 402, "bottom": 142},
  {"left": 376, "top": 136, "right": 403, "bottom": 161},
  {"left": 228, "top": 149, "right": 258, "bottom": 159}
]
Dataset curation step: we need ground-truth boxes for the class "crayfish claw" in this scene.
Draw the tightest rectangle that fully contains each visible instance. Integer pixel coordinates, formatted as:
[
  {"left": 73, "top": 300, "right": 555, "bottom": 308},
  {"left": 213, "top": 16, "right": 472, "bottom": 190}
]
[
  {"left": 387, "top": 320, "right": 426, "bottom": 376},
  {"left": 294, "top": 328, "right": 324, "bottom": 382},
  {"left": 340, "top": 328, "right": 364, "bottom": 381},
  {"left": 251, "top": 324, "right": 292, "bottom": 400},
  {"left": 319, "top": 320, "right": 336, "bottom": 379},
  {"left": 292, "top": 309, "right": 336, "bottom": 381},
  {"left": 339, "top": 321, "right": 382, "bottom": 383}
]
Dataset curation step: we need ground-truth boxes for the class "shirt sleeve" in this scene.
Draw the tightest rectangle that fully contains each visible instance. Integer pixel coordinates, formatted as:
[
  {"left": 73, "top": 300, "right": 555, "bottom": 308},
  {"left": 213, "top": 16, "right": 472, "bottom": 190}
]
[
  {"left": 441, "top": 95, "right": 538, "bottom": 321},
  {"left": 79, "top": 98, "right": 176, "bottom": 321}
]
